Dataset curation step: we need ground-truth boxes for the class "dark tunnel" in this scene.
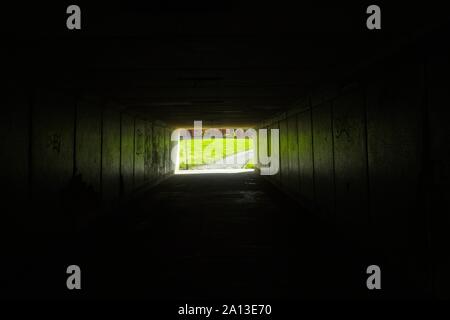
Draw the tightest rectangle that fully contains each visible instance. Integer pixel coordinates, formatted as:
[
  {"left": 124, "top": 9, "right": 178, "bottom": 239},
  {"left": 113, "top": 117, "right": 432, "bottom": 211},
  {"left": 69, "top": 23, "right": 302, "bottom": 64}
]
[{"left": 1, "top": 2, "right": 450, "bottom": 304}]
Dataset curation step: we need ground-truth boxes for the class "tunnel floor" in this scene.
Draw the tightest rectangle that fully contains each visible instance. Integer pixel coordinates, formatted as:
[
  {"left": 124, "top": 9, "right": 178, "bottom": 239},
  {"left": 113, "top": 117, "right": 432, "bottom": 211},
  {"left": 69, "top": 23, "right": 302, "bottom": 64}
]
[
  {"left": 5, "top": 172, "right": 421, "bottom": 300},
  {"left": 84, "top": 173, "right": 392, "bottom": 300}
]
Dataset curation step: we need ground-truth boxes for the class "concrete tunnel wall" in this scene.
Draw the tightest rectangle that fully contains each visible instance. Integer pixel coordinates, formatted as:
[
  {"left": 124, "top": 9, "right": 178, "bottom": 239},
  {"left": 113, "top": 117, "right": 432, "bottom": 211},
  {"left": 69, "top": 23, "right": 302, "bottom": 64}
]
[
  {"left": 0, "top": 89, "right": 174, "bottom": 232},
  {"left": 258, "top": 38, "right": 450, "bottom": 298},
  {"left": 0, "top": 23, "right": 449, "bottom": 299}
]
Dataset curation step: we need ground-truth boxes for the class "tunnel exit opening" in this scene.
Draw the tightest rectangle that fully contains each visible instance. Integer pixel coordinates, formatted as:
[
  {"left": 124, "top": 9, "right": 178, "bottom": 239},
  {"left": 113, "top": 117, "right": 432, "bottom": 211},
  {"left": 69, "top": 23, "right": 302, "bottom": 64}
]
[{"left": 172, "top": 127, "right": 256, "bottom": 175}]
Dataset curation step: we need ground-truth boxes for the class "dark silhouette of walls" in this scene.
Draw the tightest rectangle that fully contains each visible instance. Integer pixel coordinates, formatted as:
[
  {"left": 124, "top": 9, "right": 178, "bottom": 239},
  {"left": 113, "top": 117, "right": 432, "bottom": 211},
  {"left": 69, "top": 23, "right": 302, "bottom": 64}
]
[
  {"left": 259, "top": 37, "right": 450, "bottom": 298},
  {"left": 1, "top": 90, "right": 173, "bottom": 232}
]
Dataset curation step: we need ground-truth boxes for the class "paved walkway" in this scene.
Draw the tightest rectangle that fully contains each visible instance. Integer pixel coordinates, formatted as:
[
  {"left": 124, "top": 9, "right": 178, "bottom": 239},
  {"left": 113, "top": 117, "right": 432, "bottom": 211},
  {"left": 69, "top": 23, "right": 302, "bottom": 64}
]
[
  {"left": 6, "top": 172, "right": 418, "bottom": 299},
  {"left": 191, "top": 150, "right": 254, "bottom": 170},
  {"left": 85, "top": 172, "right": 358, "bottom": 299}
]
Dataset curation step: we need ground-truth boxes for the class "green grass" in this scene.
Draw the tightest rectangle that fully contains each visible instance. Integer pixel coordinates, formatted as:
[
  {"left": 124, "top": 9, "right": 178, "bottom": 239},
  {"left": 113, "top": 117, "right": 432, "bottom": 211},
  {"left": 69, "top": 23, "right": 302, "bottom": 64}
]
[
  {"left": 178, "top": 138, "right": 254, "bottom": 169},
  {"left": 244, "top": 162, "right": 255, "bottom": 169}
]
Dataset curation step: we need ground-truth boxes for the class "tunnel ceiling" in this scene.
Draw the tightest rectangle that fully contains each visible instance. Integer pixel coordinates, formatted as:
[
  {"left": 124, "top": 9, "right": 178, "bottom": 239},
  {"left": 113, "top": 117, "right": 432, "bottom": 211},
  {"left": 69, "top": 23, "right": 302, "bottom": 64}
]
[{"left": 7, "top": 2, "right": 437, "bottom": 128}]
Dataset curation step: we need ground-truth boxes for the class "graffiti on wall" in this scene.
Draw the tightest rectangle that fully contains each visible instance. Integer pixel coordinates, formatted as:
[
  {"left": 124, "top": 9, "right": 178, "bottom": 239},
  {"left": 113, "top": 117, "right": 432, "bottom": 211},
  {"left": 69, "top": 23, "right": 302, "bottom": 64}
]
[{"left": 47, "top": 133, "right": 62, "bottom": 153}]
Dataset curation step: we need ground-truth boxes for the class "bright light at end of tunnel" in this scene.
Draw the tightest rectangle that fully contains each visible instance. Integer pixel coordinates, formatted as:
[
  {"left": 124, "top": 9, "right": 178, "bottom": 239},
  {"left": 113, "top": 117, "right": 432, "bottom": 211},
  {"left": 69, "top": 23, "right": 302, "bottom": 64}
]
[{"left": 172, "top": 125, "right": 257, "bottom": 175}]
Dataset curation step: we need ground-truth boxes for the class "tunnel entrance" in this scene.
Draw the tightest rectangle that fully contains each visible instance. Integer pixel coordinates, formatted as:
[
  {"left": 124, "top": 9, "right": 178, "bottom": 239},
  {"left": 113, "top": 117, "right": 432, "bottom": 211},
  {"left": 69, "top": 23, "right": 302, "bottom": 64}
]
[{"left": 173, "top": 127, "right": 256, "bottom": 174}]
